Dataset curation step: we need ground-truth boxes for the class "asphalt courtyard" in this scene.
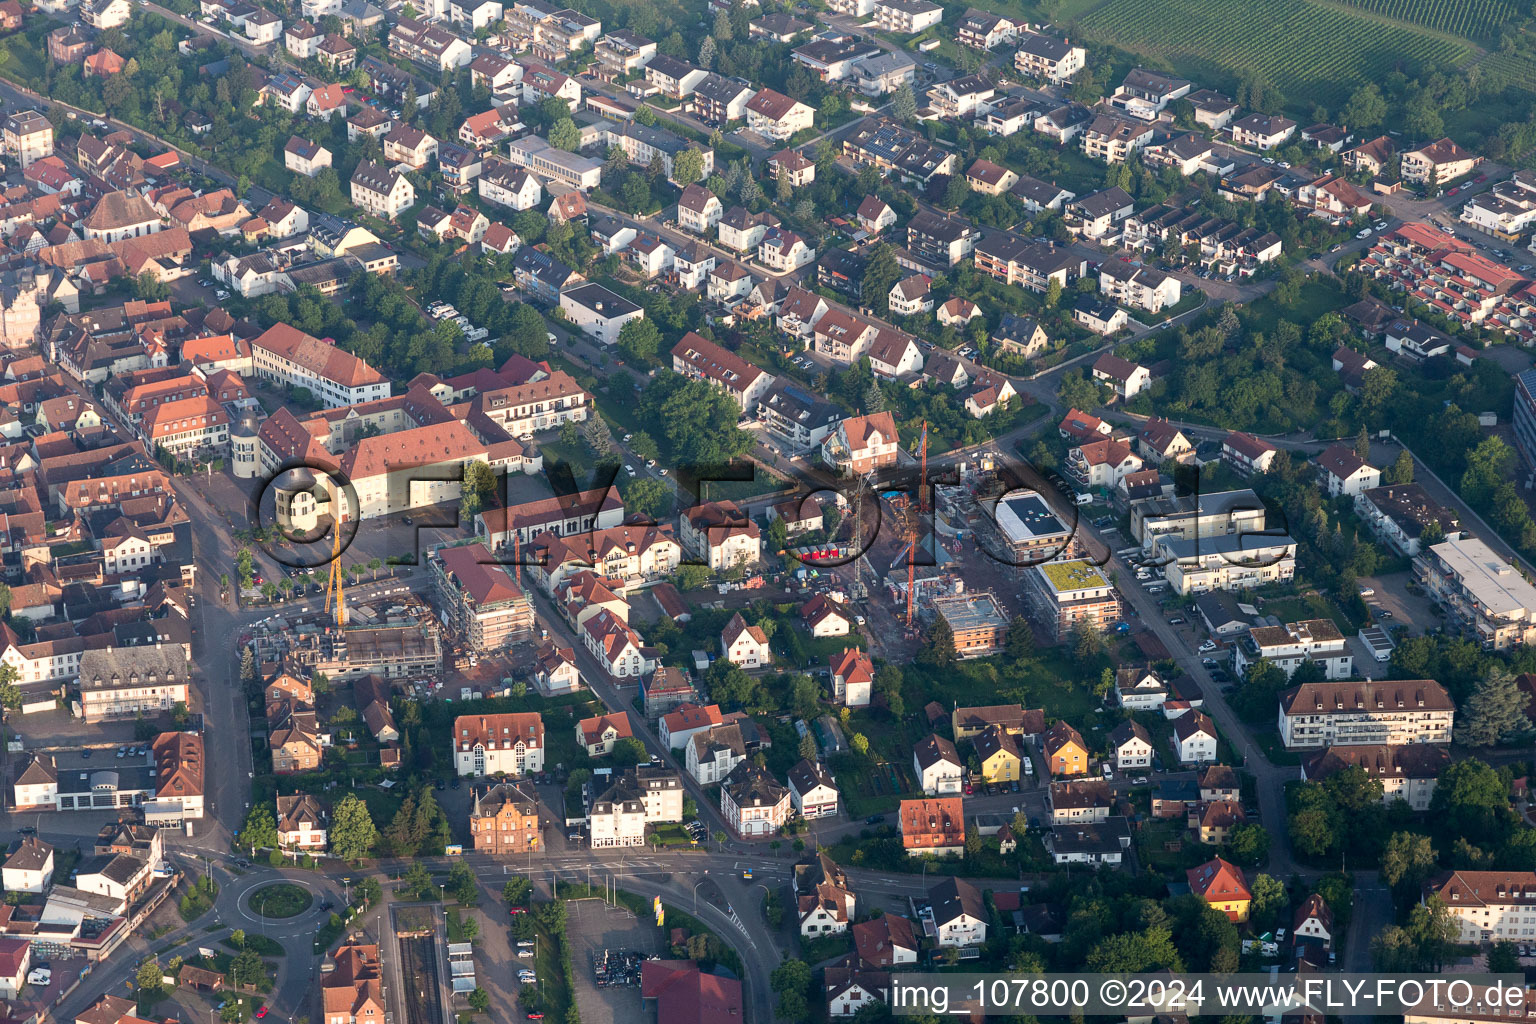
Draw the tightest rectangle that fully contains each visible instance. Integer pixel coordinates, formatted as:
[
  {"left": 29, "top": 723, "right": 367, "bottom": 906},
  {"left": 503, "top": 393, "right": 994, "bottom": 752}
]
[{"left": 564, "top": 898, "right": 663, "bottom": 1024}]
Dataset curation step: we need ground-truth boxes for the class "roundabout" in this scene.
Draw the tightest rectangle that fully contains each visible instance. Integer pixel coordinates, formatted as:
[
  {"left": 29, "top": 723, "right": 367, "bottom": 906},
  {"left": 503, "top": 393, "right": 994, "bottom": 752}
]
[{"left": 248, "top": 882, "right": 313, "bottom": 919}]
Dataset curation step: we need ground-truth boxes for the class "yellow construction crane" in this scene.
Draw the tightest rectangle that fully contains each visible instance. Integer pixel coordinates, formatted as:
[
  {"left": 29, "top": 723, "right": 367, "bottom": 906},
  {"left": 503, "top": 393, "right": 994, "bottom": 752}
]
[{"left": 323, "top": 480, "right": 347, "bottom": 627}]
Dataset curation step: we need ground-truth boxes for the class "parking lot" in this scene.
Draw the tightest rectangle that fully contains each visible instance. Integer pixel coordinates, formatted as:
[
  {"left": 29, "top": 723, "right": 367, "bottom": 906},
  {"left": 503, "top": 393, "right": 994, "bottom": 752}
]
[{"left": 564, "top": 899, "right": 663, "bottom": 1024}]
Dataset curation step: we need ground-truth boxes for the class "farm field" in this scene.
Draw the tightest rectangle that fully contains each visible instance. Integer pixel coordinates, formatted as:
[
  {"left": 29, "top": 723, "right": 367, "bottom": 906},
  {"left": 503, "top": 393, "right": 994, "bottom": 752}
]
[
  {"left": 1070, "top": 0, "right": 1472, "bottom": 106},
  {"left": 1326, "top": 0, "right": 1518, "bottom": 40}
]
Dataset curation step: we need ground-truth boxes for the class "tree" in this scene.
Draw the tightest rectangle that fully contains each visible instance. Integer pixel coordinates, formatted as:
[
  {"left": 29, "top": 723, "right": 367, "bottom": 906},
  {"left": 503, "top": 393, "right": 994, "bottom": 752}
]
[
  {"left": 467, "top": 988, "right": 491, "bottom": 1014},
  {"left": 850, "top": 732, "right": 869, "bottom": 756},
  {"left": 355, "top": 876, "right": 382, "bottom": 908},
  {"left": 858, "top": 242, "right": 903, "bottom": 316},
  {"left": 1227, "top": 823, "right": 1270, "bottom": 867},
  {"left": 135, "top": 956, "right": 163, "bottom": 996},
  {"left": 917, "top": 617, "right": 955, "bottom": 669},
  {"left": 134, "top": 271, "right": 170, "bottom": 303},
  {"left": 1459, "top": 667, "right": 1528, "bottom": 746},
  {"left": 230, "top": 929, "right": 246, "bottom": 949},
  {"left": 549, "top": 117, "right": 581, "bottom": 152},
  {"left": 502, "top": 876, "right": 531, "bottom": 905},
  {"left": 697, "top": 35, "right": 717, "bottom": 69},
  {"left": 873, "top": 664, "right": 904, "bottom": 717},
  {"left": 1489, "top": 941, "right": 1521, "bottom": 974},
  {"left": 230, "top": 949, "right": 264, "bottom": 990},
  {"left": 890, "top": 85, "right": 916, "bottom": 122},
  {"left": 1249, "top": 873, "right": 1286, "bottom": 921},
  {"left": 1341, "top": 83, "right": 1386, "bottom": 130},
  {"left": 461, "top": 460, "right": 498, "bottom": 520},
  {"left": 448, "top": 860, "right": 479, "bottom": 905},
  {"left": 239, "top": 805, "right": 280, "bottom": 854},
  {"left": 798, "top": 732, "right": 817, "bottom": 760},
  {"left": 609, "top": 737, "right": 647, "bottom": 766},
  {"left": 1073, "top": 623, "right": 1105, "bottom": 660},
  {"left": 673, "top": 148, "right": 705, "bottom": 186},
  {"left": 617, "top": 317, "right": 663, "bottom": 364},
  {"left": 624, "top": 477, "right": 670, "bottom": 519},
  {"left": 1005, "top": 616, "right": 1034, "bottom": 660},
  {"left": 770, "top": 959, "right": 812, "bottom": 1021},
  {"left": 1044, "top": 278, "right": 1063, "bottom": 308},
  {"left": 329, "top": 794, "right": 379, "bottom": 861}
]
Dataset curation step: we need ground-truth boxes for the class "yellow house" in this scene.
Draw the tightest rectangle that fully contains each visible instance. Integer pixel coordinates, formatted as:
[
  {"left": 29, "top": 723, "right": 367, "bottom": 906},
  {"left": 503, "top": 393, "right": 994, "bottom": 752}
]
[
  {"left": 974, "top": 724, "right": 1023, "bottom": 783},
  {"left": 575, "top": 713, "right": 633, "bottom": 756},
  {"left": 1187, "top": 857, "right": 1252, "bottom": 922}
]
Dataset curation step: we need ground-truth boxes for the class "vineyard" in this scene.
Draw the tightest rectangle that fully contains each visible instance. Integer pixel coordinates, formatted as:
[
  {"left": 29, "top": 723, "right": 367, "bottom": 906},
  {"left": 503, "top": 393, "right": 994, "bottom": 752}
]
[
  {"left": 1075, "top": 0, "right": 1473, "bottom": 107},
  {"left": 1481, "top": 50, "right": 1536, "bottom": 92},
  {"left": 1328, "top": 0, "right": 1519, "bottom": 40}
]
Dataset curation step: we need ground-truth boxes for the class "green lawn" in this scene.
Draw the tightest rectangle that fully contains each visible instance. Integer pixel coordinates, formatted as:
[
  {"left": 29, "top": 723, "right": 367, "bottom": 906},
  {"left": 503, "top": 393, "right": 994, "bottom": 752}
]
[{"left": 1259, "top": 593, "right": 1353, "bottom": 634}]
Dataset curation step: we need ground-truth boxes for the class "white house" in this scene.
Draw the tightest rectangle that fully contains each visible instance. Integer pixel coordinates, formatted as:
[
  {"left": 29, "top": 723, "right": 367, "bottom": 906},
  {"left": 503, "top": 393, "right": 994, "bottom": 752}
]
[
  {"left": 929, "top": 876, "right": 987, "bottom": 947},
  {"left": 721, "top": 612, "right": 772, "bottom": 669},
  {"left": 1114, "top": 666, "right": 1169, "bottom": 711},
  {"left": 1110, "top": 720, "right": 1154, "bottom": 770},
  {"left": 1316, "top": 444, "right": 1381, "bottom": 497},
  {"left": 789, "top": 759, "right": 839, "bottom": 819},
  {"left": 913, "top": 734, "right": 963, "bottom": 795},
  {"left": 1174, "top": 712, "right": 1218, "bottom": 765},
  {"left": 829, "top": 648, "right": 873, "bottom": 708},
  {"left": 559, "top": 283, "right": 644, "bottom": 346},
  {"left": 1092, "top": 352, "right": 1151, "bottom": 400},
  {"left": 1, "top": 837, "right": 54, "bottom": 893}
]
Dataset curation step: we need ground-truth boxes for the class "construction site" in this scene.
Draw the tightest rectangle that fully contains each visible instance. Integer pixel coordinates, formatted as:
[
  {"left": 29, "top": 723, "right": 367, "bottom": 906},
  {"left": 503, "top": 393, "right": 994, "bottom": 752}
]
[{"left": 249, "top": 593, "right": 445, "bottom": 682}]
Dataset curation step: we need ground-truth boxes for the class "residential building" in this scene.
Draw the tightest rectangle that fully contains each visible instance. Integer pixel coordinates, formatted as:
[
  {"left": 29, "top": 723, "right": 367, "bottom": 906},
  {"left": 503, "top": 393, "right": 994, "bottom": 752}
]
[
  {"left": 852, "top": 914, "right": 919, "bottom": 967},
  {"left": 1301, "top": 744, "right": 1449, "bottom": 811},
  {"left": 1229, "top": 113, "right": 1297, "bottom": 151},
  {"left": 873, "top": 0, "right": 941, "bottom": 33},
  {"left": 928, "top": 876, "right": 987, "bottom": 945},
  {"left": 1417, "top": 534, "right": 1536, "bottom": 650},
  {"left": 323, "top": 944, "right": 386, "bottom": 1024},
  {"left": 899, "top": 796, "right": 964, "bottom": 857},
  {"left": 559, "top": 283, "right": 643, "bottom": 345},
  {"left": 276, "top": 793, "right": 328, "bottom": 853},
  {"left": 1108, "top": 67, "right": 1191, "bottom": 120},
  {"left": 721, "top": 762, "right": 789, "bottom": 836},
  {"left": 952, "top": 705, "right": 1042, "bottom": 741},
  {"left": 680, "top": 499, "right": 760, "bottom": 572},
  {"left": 677, "top": 184, "right": 722, "bottom": 234},
  {"left": 451, "top": 712, "right": 545, "bottom": 776},
  {"left": 913, "top": 733, "right": 963, "bottom": 795},
  {"left": 1460, "top": 172, "right": 1536, "bottom": 240},
  {"left": 931, "top": 592, "right": 1009, "bottom": 658},
  {"left": 659, "top": 702, "right": 724, "bottom": 750},
  {"left": 821, "top": 411, "right": 899, "bottom": 475},
  {"left": 1425, "top": 871, "right": 1536, "bottom": 943},
  {"left": 1013, "top": 31, "right": 1083, "bottom": 81},
  {"left": 1024, "top": 559, "right": 1121, "bottom": 642},
  {"left": 975, "top": 725, "right": 1023, "bottom": 783},
  {"left": 1091, "top": 352, "right": 1151, "bottom": 400},
  {"left": 671, "top": 332, "right": 773, "bottom": 411},
  {"left": 1099, "top": 263, "right": 1181, "bottom": 312},
  {"left": 907, "top": 210, "right": 978, "bottom": 268},
  {"left": 1175, "top": 712, "right": 1218, "bottom": 764},
  {"left": 466, "top": 781, "right": 540, "bottom": 854},
  {"left": 1355, "top": 484, "right": 1461, "bottom": 557},
  {"left": 789, "top": 760, "right": 839, "bottom": 818},
  {"left": 1222, "top": 431, "right": 1278, "bottom": 476},
  {"left": 1110, "top": 720, "right": 1154, "bottom": 769},
  {"left": 1048, "top": 779, "right": 1112, "bottom": 824},
  {"left": 1401, "top": 138, "right": 1481, "bottom": 186},
  {"left": 721, "top": 612, "right": 772, "bottom": 669},
  {"left": 1155, "top": 532, "right": 1298, "bottom": 595},
  {"left": 284, "top": 136, "right": 332, "bottom": 177},
  {"left": 926, "top": 73, "right": 994, "bottom": 119},
  {"left": 1316, "top": 444, "right": 1381, "bottom": 497},
  {"left": 1234, "top": 618, "right": 1352, "bottom": 681},
  {"left": 349, "top": 160, "right": 415, "bottom": 219},
  {"left": 1188, "top": 857, "right": 1250, "bottom": 922},
  {"left": 746, "top": 89, "right": 815, "bottom": 141},
  {"left": 1045, "top": 816, "right": 1132, "bottom": 864},
  {"left": 430, "top": 544, "right": 533, "bottom": 652},
  {"left": 1042, "top": 720, "right": 1088, "bottom": 776},
  {"left": 2, "top": 837, "right": 54, "bottom": 893},
  {"left": 1277, "top": 679, "right": 1455, "bottom": 750},
  {"left": 828, "top": 647, "right": 873, "bottom": 708},
  {"left": 1115, "top": 666, "right": 1168, "bottom": 711},
  {"left": 1082, "top": 115, "right": 1152, "bottom": 164}
]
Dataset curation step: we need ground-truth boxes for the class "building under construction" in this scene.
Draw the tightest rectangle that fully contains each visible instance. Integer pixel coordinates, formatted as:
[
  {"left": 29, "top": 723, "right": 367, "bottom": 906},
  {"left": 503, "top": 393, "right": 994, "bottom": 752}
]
[
  {"left": 251, "top": 596, "right": 444, "bottom": 682},
  {"left": 930, "top": 591, "right": 1009, "bottom": 658}
]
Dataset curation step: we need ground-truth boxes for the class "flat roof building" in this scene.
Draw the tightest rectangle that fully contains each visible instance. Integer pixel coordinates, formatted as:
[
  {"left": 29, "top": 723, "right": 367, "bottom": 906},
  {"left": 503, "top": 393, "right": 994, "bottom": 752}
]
[
  {"left": 930, "top": 592, "right": 1009, "bottom": 658},
  {"left": 1024, "top": 559, "right": 1121, "bottom": 641}
]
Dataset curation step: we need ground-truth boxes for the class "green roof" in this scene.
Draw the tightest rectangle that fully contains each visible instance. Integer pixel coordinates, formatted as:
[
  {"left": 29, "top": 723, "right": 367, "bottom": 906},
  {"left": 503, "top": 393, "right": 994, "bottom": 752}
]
[{"left": 1038, "top": 559, "right": 1109, "bottom": 593}]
